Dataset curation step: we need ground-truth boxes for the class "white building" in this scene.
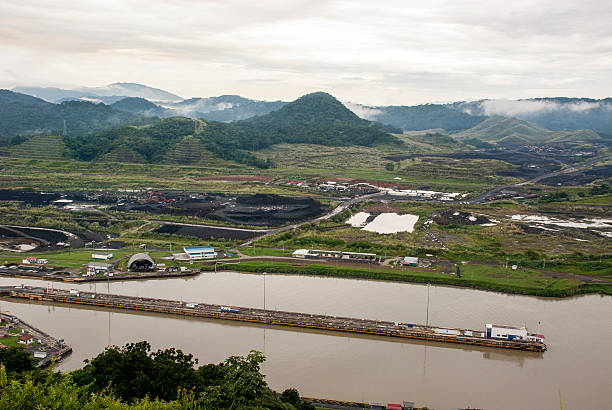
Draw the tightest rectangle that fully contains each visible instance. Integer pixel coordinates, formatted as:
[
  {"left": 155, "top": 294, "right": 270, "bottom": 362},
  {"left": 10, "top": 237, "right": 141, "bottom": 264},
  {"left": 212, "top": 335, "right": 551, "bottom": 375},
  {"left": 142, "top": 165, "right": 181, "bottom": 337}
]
[
  {"left": 292, "top": 249, "right": 379, "bottom": 262},
  {"left": 87, "top": 262, "right": 113, "bottom": 275},
  {"left": 92, "top": 253, "right": 113, "bottom": 261},
  {"left": 183, "top": 246, "right": 218, "bottom": 260}
]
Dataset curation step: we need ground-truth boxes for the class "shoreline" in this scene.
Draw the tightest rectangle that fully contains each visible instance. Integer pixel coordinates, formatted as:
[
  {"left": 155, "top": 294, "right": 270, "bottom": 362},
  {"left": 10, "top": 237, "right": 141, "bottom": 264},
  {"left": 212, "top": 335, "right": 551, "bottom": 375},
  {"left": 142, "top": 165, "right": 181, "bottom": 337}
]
[
  {"left": 0, "top": 312, "right": 72, "bottom": 368},
  {"left": 202, "top": 260, "right": 612, "bottom": 298},
  {"left": 2, "top": 258, "right": 611, "bottom": 298}
]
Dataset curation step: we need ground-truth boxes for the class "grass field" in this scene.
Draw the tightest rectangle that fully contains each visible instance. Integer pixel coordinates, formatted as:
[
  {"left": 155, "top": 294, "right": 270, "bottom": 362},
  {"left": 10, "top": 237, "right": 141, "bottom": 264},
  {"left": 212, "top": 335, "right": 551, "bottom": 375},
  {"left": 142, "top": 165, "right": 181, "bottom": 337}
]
[
  {"left": 0, "top": 336, "right": 20, "bottom": 347},
  {"left": 239, "top": 247, "right": 294, "bottom": 257}
]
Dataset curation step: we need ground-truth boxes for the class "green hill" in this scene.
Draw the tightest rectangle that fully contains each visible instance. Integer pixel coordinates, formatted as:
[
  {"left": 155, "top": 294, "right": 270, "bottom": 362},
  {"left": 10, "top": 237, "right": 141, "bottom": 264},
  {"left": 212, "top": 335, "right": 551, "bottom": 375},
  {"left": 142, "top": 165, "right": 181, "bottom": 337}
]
[
  {"left": 163, "top": 135, "right": 220, "bottom": 165},
  {"left": 9, "top": 135, "right": 66, "bottom": 160},
  {"left": 235, "top": 92, "right": 398, "bottom": 147},
  {"left": 111, "top": 97, "right": 170, "bottom": 117},
  {"left": 369, "top": 104, "right": 487, "bottom": 132},
  {"left": 100, "top": 147, "right": 146, "bottom": 163},
  {"left": 454, "top": 115, "right": 601, "bottom": 144},
  {"left": 63, "top": 92, "right": 400, "bottom": 168},
  {"left": 0, "top": 90, "right": 150, "bottom": 138}
]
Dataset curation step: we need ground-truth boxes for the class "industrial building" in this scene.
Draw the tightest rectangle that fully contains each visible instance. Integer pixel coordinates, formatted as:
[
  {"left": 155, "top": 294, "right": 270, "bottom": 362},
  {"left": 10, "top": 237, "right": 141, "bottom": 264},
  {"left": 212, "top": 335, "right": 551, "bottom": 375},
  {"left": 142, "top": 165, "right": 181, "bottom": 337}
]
[
  {"left": 292, "top": 249, "right": 380, "bottom": 263},
  {"left": 87, "top": 262, "right": 113, "bottom": 275},
  {"left": 183, "top": 246, "right": 218, "bottom": 260},
  {"left": 401, "top": 256, "right": 419, "bottom": 266},
  {"left": 92, "top": 253, "right": 113, "bottom": 261}
]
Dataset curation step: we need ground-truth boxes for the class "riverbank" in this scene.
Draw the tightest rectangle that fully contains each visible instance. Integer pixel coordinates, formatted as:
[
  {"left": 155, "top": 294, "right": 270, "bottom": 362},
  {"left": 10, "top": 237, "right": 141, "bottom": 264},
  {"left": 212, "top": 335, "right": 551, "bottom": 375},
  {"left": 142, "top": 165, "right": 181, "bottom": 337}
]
[
  {"left": 204, "top": 260, "right": 612, "bottom": 297},
  {"left": 0, "top": 312, "right": 72, "bottom": 368},
  {"left": 0, "top": 268, "right": 198, "bottom": 283}
]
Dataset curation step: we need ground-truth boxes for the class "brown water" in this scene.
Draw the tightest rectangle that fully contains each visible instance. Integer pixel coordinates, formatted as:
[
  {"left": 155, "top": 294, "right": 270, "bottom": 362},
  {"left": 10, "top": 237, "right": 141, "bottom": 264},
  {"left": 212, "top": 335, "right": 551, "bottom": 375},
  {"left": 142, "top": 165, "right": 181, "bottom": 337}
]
[{"left": 1, "top": 272, "right": 611, "bottom": 409}]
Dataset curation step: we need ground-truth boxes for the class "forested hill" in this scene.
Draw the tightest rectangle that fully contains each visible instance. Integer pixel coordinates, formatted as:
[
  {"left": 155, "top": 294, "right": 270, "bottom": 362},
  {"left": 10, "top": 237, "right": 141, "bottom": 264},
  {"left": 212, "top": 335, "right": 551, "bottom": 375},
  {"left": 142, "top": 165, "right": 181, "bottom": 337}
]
[
  {"left": 0, "top": 90, "right": 149, "bottom": 139},
  {"left": 111, "top": 97, "right": 171, "bottom": 117},
  {"left": 64, "top": 92, "right": 400, "bottom": 167},
  {"left": 369, "top": 104, "right": 487, "bottom": 132},
  {"left": 235, "top": 92, "right": 399, "bottom": 147}
]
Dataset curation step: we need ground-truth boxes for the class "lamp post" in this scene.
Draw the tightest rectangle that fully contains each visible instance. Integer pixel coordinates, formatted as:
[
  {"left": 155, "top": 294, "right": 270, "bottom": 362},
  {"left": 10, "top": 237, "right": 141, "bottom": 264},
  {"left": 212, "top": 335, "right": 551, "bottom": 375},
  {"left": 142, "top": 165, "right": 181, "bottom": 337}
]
[
  {"left": 263, "top": 271, "right": 267, "bottom": 312},
  {"left": 426, "top": 283, "right": 431, "bottom": 327}
]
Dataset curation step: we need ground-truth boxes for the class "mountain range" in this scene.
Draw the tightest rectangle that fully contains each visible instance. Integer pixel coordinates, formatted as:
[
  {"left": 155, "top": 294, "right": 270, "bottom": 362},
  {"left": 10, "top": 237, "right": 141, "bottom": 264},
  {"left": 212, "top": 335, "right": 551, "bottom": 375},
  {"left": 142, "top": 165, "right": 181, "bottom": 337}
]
[
  {"left": 13, "top": 83, "right": 182, "bottom": 103},
  {"left": 1, "top": 84, "right": 610, "bottom": 167},
  {"left": 62, "top": 92, "right": 399, "bottom": 167},
  {"left": 10, "top": 83, "right": 612, "bottom": 137}
]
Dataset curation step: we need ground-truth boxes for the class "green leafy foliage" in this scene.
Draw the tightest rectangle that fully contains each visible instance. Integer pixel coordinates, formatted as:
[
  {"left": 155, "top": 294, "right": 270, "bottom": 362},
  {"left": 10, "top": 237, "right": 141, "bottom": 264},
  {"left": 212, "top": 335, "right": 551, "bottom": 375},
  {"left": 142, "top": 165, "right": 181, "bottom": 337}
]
[
  {"left": 234, "top": 92, "right": 398, "bottom": 147},
  {"left": 66, "top": 342, "right": 311, "bottom": 408},
  {"left": 0, "top": 347, "right": 36, "bottom": 374},
  {"left": 590, "top": 183, "right": 611, "bottom": 196},
  {"left": 71, "top": 341, "right": 199, "bottom": 402}
]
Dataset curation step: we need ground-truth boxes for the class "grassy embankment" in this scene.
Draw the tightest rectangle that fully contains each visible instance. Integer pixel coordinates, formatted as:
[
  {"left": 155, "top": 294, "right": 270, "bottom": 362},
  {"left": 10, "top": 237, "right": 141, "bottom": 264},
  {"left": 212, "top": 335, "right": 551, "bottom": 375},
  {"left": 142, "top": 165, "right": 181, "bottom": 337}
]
[{"left": 204, "top": 260, "right": 612, "bottom": 297}]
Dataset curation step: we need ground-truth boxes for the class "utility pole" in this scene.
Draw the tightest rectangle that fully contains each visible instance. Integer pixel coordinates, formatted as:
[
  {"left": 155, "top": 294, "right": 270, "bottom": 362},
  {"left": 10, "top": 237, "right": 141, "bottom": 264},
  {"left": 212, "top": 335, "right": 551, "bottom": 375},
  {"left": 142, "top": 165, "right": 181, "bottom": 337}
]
[
  {"left": 426, "top": 283, "right": 431, "bottom": 327},
  {"left": 263, "top": 271, "right": 267, "bottom": 312}
]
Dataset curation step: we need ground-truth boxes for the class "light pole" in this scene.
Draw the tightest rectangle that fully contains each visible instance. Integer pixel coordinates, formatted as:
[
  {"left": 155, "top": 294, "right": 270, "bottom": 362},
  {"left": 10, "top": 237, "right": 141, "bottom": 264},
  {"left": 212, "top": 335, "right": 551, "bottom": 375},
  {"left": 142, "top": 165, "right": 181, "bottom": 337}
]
[
  {"left": 263, "top": 271, "right": 267, "bottom": 312},
  {"left": 426, "top": 283, "right": 431, "bottom": 327}
]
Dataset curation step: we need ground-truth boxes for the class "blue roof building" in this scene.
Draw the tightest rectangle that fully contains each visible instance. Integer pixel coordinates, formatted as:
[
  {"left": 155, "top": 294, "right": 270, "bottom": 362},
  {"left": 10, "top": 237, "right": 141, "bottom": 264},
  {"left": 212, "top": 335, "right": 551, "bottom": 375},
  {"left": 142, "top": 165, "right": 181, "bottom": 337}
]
[{"left": 183, "top": 246, "right": 218, "bottom": 260}]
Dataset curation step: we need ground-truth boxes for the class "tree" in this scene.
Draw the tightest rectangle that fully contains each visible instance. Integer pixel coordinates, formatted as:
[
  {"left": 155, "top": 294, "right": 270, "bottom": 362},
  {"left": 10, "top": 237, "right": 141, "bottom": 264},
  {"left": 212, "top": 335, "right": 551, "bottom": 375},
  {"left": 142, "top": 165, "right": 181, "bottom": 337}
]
[
  {"left": 71, "top": 341, "right": 200, "bottom": 402},
  {"left": 281, "top": 388, "right": 315, "bottom": 409},
  {"left": 1, "top": 342, "right": 308, "bottom": 409},
  {"left": 385, "top": 162, "right": 395, "bottom": 171},
  {"left": 0, "top": 347, "right": 36, "bottom": 374},
  {"left": 198, "top": 350, "right": 268, "bottom": 409}
]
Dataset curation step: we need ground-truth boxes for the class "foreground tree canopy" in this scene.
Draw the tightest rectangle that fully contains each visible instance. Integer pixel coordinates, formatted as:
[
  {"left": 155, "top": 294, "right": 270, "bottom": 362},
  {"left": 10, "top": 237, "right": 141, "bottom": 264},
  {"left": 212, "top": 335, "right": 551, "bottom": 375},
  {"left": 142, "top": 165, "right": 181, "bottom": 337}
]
[{"left": 0, "top": 341, "right": 314, "bottom": 409}]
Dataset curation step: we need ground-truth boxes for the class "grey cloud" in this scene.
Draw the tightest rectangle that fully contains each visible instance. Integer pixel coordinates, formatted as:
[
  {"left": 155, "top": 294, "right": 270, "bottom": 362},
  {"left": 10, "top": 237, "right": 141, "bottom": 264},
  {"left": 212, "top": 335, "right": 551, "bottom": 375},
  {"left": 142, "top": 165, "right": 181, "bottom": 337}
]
[{"left": 1, "top": 0, "right": 611, "bottom": 104}]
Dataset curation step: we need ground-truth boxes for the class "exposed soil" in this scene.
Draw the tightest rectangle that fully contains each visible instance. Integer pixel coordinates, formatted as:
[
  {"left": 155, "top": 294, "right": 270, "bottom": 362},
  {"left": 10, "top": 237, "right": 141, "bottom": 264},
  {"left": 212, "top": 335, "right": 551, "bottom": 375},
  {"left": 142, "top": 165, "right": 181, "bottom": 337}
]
[
  {"left": 155, "top": 224, "right": 260, "bottom": 240},
  {"left": 110, "top": 193, "right": 326, "bottom": 227},
  {"left": 0, "top": 190, "right": 61, "bottom": 206},
  {"left": 538, "top": 165, "right": 612, "bottom": 186},
  {"left": 385, "top": 150, "right": 562, "bottom": 179}
]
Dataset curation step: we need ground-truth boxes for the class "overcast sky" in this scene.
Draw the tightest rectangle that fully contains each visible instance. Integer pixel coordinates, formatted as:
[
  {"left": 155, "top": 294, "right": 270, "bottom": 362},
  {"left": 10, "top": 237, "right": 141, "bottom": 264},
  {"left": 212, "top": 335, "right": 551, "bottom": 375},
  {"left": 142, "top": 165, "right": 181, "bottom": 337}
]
[{"left": 1, "top": 0, "right": 611, "bottom": 105}]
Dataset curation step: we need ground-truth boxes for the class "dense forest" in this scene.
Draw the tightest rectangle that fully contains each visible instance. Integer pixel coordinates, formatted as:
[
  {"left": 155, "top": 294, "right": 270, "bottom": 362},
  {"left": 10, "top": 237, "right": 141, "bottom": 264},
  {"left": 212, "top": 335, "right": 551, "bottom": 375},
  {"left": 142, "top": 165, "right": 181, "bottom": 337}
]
[
  {"left": 0, "top": 90, "right": 150, "bottom": 141},
  {"left": 367, "top": 103, "right": 487, "bottom": 132},
  {"left": 64, "top": 92, "right": 401, "bottom": 167},
  {"left": 0, "top": 342, "right": 313, "bottom": 409}
]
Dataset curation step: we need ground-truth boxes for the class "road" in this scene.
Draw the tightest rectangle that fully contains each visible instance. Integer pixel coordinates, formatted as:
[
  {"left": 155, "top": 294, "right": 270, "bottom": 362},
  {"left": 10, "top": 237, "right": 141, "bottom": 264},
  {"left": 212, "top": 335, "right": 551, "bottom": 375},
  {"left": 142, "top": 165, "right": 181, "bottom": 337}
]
[
  {"left": 467, "top": 155, "right": 611, "bottom": 204},
  {"left": 238, "top": 192, "right": 382, "bottom": 247}
]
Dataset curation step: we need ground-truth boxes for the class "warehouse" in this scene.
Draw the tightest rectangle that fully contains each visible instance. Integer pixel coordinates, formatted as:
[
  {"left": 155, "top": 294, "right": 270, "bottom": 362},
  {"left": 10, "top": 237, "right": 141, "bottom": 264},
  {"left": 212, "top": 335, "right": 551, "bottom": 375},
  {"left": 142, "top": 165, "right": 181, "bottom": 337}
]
[
  {"left": 87, "top": 262, "right": 113, "bottom": 275},
  {"left": 183, "top": 246, "right": 218, "bottom": 260},
  {"left": 92, "top": 253, "right": 113, "bottom": 261},
  {"left": 292, "top": 249, "right": 380, "bottom": 263}
]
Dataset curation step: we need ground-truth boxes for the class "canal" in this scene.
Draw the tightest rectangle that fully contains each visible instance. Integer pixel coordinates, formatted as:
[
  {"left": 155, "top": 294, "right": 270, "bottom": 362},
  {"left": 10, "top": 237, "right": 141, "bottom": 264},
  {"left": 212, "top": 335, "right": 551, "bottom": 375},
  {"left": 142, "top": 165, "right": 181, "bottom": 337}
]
[{"left": 1, "top": 272, "right": 611, "bottom": 409}]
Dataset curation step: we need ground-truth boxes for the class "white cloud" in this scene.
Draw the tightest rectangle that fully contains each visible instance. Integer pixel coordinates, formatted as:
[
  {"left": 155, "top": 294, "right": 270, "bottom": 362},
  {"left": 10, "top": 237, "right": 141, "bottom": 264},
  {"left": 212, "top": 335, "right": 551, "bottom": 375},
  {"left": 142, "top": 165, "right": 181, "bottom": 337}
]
[
  {"left": 0, "top": 0, "right": 611, "bottom": 104},
  {"left": 343, "top": 102, "right": 383, "bottom": 120},
  {"left": 480, "top": 99, "right": 605, "bottom": 116}
]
